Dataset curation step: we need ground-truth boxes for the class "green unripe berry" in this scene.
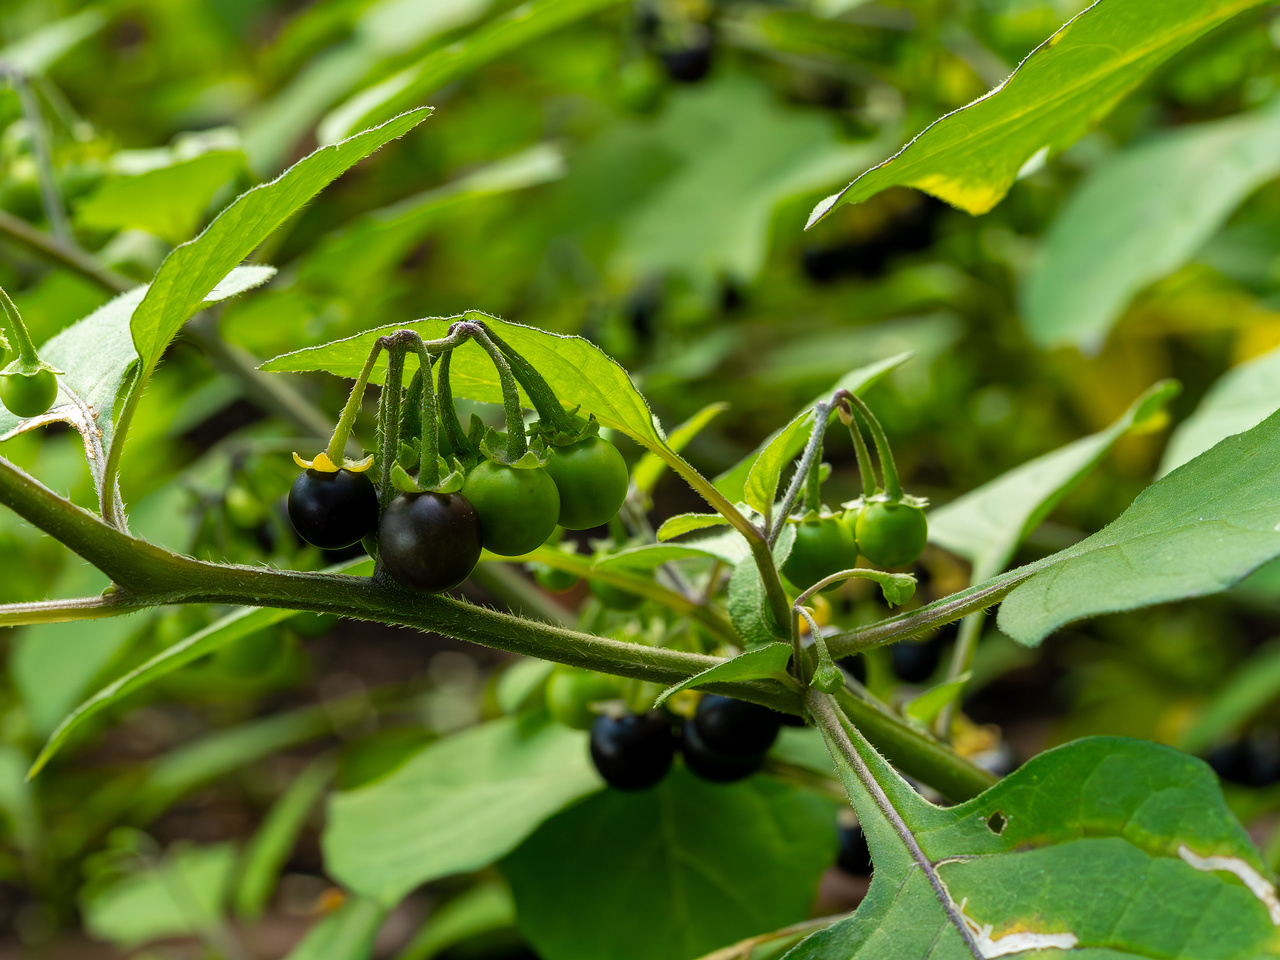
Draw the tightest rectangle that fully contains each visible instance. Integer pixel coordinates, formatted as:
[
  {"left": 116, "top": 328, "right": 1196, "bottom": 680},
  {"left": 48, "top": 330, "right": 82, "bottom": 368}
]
[
  {"left": 855, "top": 501, "right": 928, "bottom": 569},
  {"left": 0, "top": 368, "right": 57, "bottom": 418}
]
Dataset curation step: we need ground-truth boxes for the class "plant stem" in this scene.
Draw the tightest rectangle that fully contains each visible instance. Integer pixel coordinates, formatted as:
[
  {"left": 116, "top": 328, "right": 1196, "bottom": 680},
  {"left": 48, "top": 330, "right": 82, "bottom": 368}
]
[
  {"left": 836, "top": 391, "right": 877, "bottom": 499},
  {"left": 400, "top": 339, "right": 440, "bottom": 486},
  {"left": 772, "top": 401, "right": 832, "bottom": 545},
  {"left": 0, "top": 209, "right": 127, "bottom": 291},
  {"left": 324, "top": 340, "right": 385, "bottom": 465},
  {"left": 467, "top": 325, "right": 527, "bottom": 460},
  {"left": 0, "top": 450, "right": 992, "bottom": 798},
  {"left": 842, "top": 392, "right": 902, "bottom": 500},
  {"left": 0, "top": 284, "right": 40, "bottom": 363},
  {"left": 436, "top": 348, "right": 471, "bottom": 458},
  {"left": 475, "top": 317, "right": 577, "bottom": 435},
  {"left": 378, "top": 345, "right": 406, "bottom": 501},
  {"left": 808, "top": 690, "right": 983, "bottom": 958},
  {"left": 10, "top": 73, "right": 70, "bottom": 242}
]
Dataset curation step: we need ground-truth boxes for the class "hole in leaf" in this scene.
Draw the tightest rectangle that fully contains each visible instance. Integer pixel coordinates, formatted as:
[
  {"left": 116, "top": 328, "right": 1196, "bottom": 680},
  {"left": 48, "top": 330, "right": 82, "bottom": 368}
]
[{"left": 986, "top": 811, "right": 1007, "bottom": 834}]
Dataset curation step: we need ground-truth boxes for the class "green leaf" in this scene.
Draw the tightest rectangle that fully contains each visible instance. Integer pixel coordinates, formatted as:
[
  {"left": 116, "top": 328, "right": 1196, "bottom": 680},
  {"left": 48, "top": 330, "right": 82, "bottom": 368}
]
[
  {"left": 793, "top": 715, "right": 1277, "bottom": 959},
  {"left": 594, "top": 535, "right": 749, "bottom": 575},
  {"left": 929, "top": 380, "right": 1178, "bottom": 583},
  {"left": 319, "top": 0, "right": 629, "bottom": 144},
  {"left": 262, "top": 312, "right": 664, "bottom": 446},
  {"left": 606, "top": 75, "right": 889, "bottom": 295},
  {"left": 126, "top": 107, "right": 430, "bottom": 400},
  {"left": 632, "top": 402, "right": 729, "bottom": 495},
  {"left": 807, "top": 0, "right": 1271, "bottom": 223},
  {"left": 323, "top": 716, "right": 602, "bottom": 907},
  {"left": 235, "top": 757, "right": 334, "bottom": 921},
  {"left": 81, "top": 843, "right": 236, "bottom": 950},
  {"left": 285, "top": 897, "right": 387, "bottom": 960},
  {"left": 716, "top": 353, "right": 910, "bottom": 503},
  {"left": 31, "top": 559, "right": 371, "bottom": 780},
  {"left": 1023, "top": 105, "right": 1280, "bottom": 350},
  {"left": 0, "top": 265, "right": 276, "bottom": 460},
  {"left": 1161, "top": 342, "right": 1280, "bottom": 476},
  {"left": 394, "top": 882, "right": 515, "bottom": 960},
  {"left": 904, "top": 673, "right": 970, "bottom": 725},
  {"left": 653, "top": 643, "right": 794, "bottom": 708},
  {"left": 77, "top": 149, "right": 246, "bottom": 246},
  {"left": 140, "top": 705, "right": 334, "bottom": 818},
  {"left": 502, "top": 767, "right": 837, "bottom": 960},
  {"left": 656, "top": 512, "right": 733, "bottom": 541},
  {"left": 1179, "top": 641, "right": 1280, "bottom": 754},
  {"left": 998, "top": 407, "right": 1280, "bottom": 646},
  {"left": 0, "top": 7, "right": 106, "bottom": 74}
]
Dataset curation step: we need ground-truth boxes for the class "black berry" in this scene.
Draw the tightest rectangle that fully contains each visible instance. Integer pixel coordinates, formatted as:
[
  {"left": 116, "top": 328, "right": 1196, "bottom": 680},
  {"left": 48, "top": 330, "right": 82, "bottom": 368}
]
[
  {"left": 680, "top": 718, "right": 763, "bottom": 783},
  {"left": 590, "top": 712, "right": 675, "bottom": 791},
  {"left": 287, "top": 469, "right": 379, "bottom": 550},
  {"left": 693, "top": 694, "right": 782, "bottom": 758}
]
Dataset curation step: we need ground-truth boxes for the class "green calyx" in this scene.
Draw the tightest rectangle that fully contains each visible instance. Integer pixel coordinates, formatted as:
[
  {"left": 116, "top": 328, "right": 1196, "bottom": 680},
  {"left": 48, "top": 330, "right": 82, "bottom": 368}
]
[
  {"left": 532, "top": 412, "right": 599, "bottom": 447},
  {"left": 478, "top": 428, "right": 549, "bottom": 470}
]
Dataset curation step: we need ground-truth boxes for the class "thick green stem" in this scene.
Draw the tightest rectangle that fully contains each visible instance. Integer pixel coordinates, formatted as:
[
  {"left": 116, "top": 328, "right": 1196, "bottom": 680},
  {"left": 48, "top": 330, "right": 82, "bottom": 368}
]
[
  {"left": 325, "top": 340, "right": 384, "bottom": 465},
  {"left": 843, "top": 393, "right": 901, "bottom": 500},
  {"left": 836, "top": 392, "right": 877, "bottom": 499},
  {"left": 0, "top": 284, "right": 40, "bottom": 363}
]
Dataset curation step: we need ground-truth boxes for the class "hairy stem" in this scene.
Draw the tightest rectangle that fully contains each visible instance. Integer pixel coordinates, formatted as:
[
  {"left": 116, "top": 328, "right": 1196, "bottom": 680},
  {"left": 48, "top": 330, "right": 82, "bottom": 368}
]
[
  {"left": 836, "top": 392, "right": 877, "bottom": 499},
  {"left": 0, "top": 452, "right": 992, "bottom": 798},
  {"left": 809, "top": 690, "right": 982, "bottom": 958},
  {"left": 772, "top": 401, "right": 832, "bottom": 545},
  {"left": 842, "top": 392, "right": 901, "bottom": 501}
]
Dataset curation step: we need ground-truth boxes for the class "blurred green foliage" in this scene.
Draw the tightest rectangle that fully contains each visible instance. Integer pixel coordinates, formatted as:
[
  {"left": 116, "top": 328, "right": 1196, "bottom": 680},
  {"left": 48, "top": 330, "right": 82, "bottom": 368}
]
[{"left": 2, "top": 0, "right": 1280, "bottom": 956}]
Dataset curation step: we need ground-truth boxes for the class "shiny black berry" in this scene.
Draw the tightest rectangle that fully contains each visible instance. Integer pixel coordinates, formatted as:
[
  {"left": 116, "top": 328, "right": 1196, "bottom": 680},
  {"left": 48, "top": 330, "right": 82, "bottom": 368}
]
[
  {"left": 836, "top": 822, "right": 873, "bottom": 876},
  {"left": 287, "top": 469, "right": 379, "bottom": 550},
  {"left": 680, "top": 718, "right": 763, "bottom": 783},
  {"left": 589, "top": 711, "right": 675, "bottom": 791},
  {"left": 693, "top": 694, "right": 782, "bottom": 758},
  {"left": 378, "top": 492, "right": 482, "bottom": 593},
  {"left": 661, "top": 43, "right": 712, "bottom": 83}
]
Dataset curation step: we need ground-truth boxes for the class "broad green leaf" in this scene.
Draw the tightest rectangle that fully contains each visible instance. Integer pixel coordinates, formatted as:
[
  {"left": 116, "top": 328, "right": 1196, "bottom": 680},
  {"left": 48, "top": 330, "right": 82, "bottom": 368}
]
[
  {"left": 299, "top": 143, "right": 566, "bottom": 299},
  {"left": 82, "top": 843, "right": 235, "bottom": 950},
  {"left": 394, "top": 882, "right": 515, "bottom": 960},
  {"left": 0, "top": 8, "right": 106, "bottom": 74},
  {"left": 593, "top": 534, "right": 748, "bottom": 574},
  {"left": 502, "top": 767, "right": 837, "bottom": 960},
  {"left": 1023, "top": 104, "right": 1280, "bottom": 350},
  {"left": 807, "top": 0, "right": 1271, "bottom": 223},
  {"left": 716, "top": 353, "right": 910, "bottom": 503},
  {"left": 657, "top": 512, "right": 733, "bottom": 541},
  {"left": 139, "top": 705, "right": 335, "bottom": 818},
  {"left": 323, "top": 716, "right": 601, "bottom": 907},
  {"left": 319, "top": 0, "right": 629, "bottom": 144},
  {"left": 1180, "top": 642, "right": 1280, "bottom": 754},
  {"left": 77, "top": 150, "right": 245, "bottom": 245},
  {"left": 235, "top": 758, "right": 334, "bottom": 921},
  {"left": 285, "top": 897, "right": 386, "bottom": 960},
  {"left": 929, "top": 380, "right": 1178, "bottom": 583},
  {"left": 998, "top": 407, "right": 1280, "bottom": 646},
  {"left": 262, "top": 312, "right": 664, "bottom": 446},
  {"left": 606, "top": 75, "right": 888, "bottom": 294},
  {"left": 31, "top": 559, "right": 372, "bottom": 780},
  {"left": 653, "top": 643, "right": 794, "bottom": 708},
  {"left": 0, "top": 265, "right": 276, "bottom": 458},
  {"left": 792, "top": 706, "right": 1277, "bottom": 960},
  {"left": 1161, "top": 342, "right": 1280, "bottom": 476},
  {"left": 632, "top": 402, "right": 729, "bottom": 495},
  {"left": 126, "top": 108, "right": 430, "bottom": 390}
]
